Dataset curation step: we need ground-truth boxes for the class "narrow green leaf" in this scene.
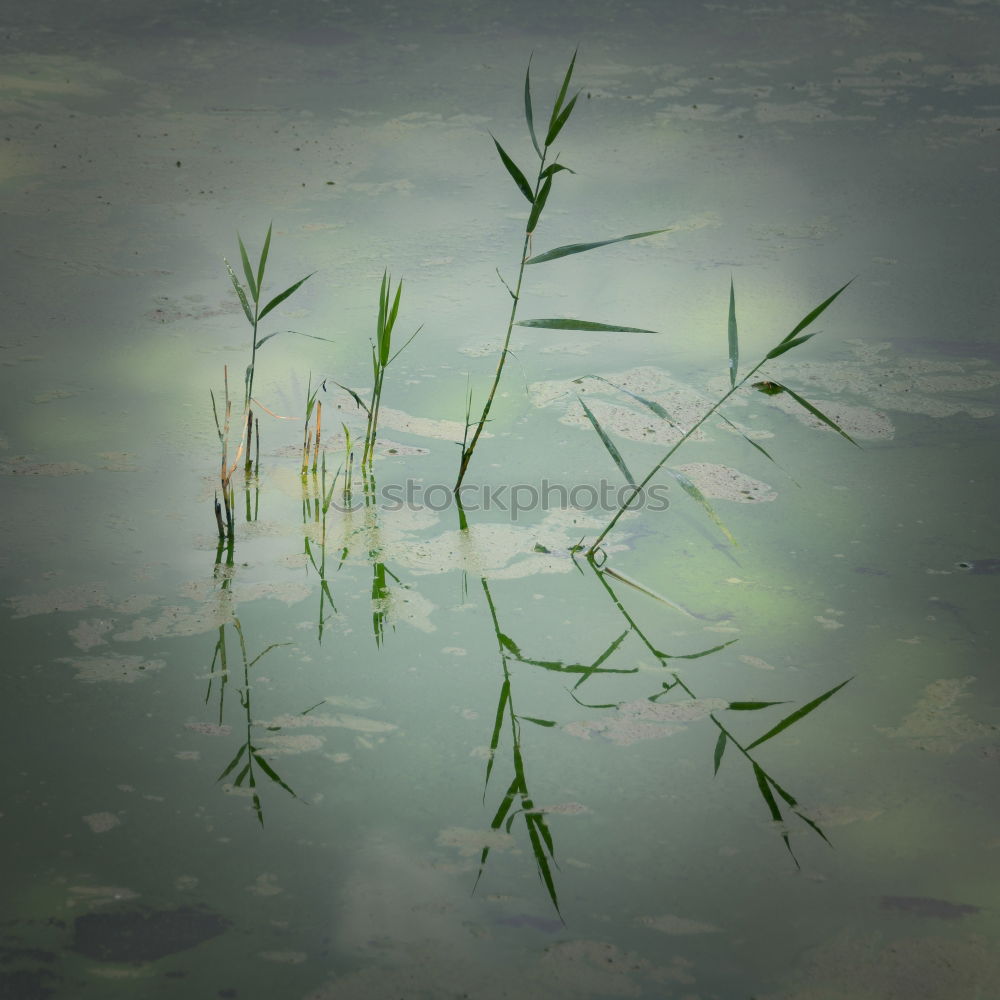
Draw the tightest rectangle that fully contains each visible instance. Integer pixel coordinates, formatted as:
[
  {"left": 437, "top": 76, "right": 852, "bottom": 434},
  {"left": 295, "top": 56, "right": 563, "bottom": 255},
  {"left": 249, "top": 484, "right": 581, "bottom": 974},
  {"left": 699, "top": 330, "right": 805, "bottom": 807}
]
[
  {"left": 664, "top": 466, "right": 736, "bottom": 547},
  {"left": 329, "top": 380, "right": 372, "bottom": 417},
  {"left": 217, "top": 743, "right": 248, "bottom": 781},
  {"left": 602, "top": 566, "right": 700, "bottom": 619},
  {"left": 234, "top": 761, "right": 252, "bottom": 787},
  {"left": 546, "top": 49, "right": 578, "bottom": 144},
  {"left": 578, "top": 395, "right": 635, "bottom": 486},
  {"left": 526, "top": 175, "right": 552, "bottom": 234},
  {"left": 237, "top": 235, "right": 258, "bottom": 301},
  {"left": 520, "top": 716, "right": 557, "bottom": 728},
  {"left": 253, "top": 753, "right": 297, "bottom": 797},
  {"left": 746, "top": 678, "right": 852, "bottom": 750},
  {"left": 575, "top": 374, "right": 675, "bottom": 422},
  {"left": 776, "top": 382, "right": 862, "bottom": 449},
  {"left": 715, "top": 410, "right": 784, "bottom": 470},
  {"left": 540, "top": 163, "right": 575, "bottom": 179},
  {"left": 545, "top": 91, "right": 579, "bottom": 146},
  {"left": 492, "top": 136, "right": 534, "bottom": 203},
  {"left": 713, "top": 729, "right": 727, "bottom": 775},
  {"left": 765, "top": 333, "right": 815, "bottom": 360},
  {"left": 256, "top": 222, "right": 273, "bottom": 293},
  {"left": 498, "top": 632, "right": 522, "bottom": 657},
  {"left": 524, "top": 56, "right": 542, "bottom": 159},
  {"left": 525, "top": 815, "right": 562, "bottom": 917},
  {"left": 726, "top": 700, "right": 790, "bottom": 711},
  {"left": 258, "top": 272, "right": 314, "bottom": 321},
  {"left": 779, "top": 278, "right": 854, "bottom": 345},
  {"left": 572, "top": 629, "right": 628, "bottom": 689},
  {"left": 225, "top": 260, "right": 254, "bottom": 325},
  {"left": 753, "top": 762, "right": 782, "bottom": 823},
  {"left": 255, "top": 329, "right": 336, "bottom": 349},
  {"left": 526, "top": 228, "right": 670, "bottom": 264},
  {"left": 517, "top": 318, "right": 660, "bottom": 334},
  {"left": 727, "top": 277, "right": 738, "bottom": 388},
  {"left": 793, "top": 810, "right": 834, "bottom": 847}
]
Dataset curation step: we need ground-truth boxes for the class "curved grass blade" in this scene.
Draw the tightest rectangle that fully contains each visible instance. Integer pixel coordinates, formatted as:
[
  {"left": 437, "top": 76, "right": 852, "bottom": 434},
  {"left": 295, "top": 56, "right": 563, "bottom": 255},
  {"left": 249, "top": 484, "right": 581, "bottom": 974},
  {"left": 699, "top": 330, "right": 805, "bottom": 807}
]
[
  {"left": 256, "top": 222, "right": 273, "bottom": 292},
  {"left": 713, "top": 730, "right": 727, "bottom": 775},
  {"left": 525, "top": 814, "right": 562, "bottom": 918},
  {"left": 541, "top": 162, "right": 575, "bottom": 179},
  {"left": 578, "top": 396, "right": 635, "bottom": 486},
  {"left": 715, "top": 409, "right": 784, "bottom": 472},
  {"left": 753, "top": 762, "right": 797, "bottom": 867},
  {"left": 253, "top": 753, "right": 297, "bottom": 797},
  {"left": 520, "top": 716, "right": 557, "bottom": 728},
  {"left": 217, "top": 743, "right": 248, "bottom": 781},
  {"left": 572, "top": 629, "right": 629, "bottom": 690},
  {"left": 328, "top": 381, "right": 371, "bottom": 417},
  {"left": 779, "top": 278, "right": 854, "bottom": 345},
  {"left": 526, "top": 228, "right": 670, "bottom": 264},
  {"left": 526, "top": 175, "right": 552, "bottom": 234},
  {"left": 492, "top": 135, "right": 534, "bottom": 203},
  {"left": 727, "top": 700, "right": 789, "bottom": 711},
  {"left": 602, "top": 566, "right": 701, "bottom": 619},
  {"left": 237, "top": 235, "right": 258, "bottom": 301},
  {"left": 545, "top": 49, "right": 578, "bottom": 146},
  {"left": 518, "top": 318, "right": 661, "bottom": 334},
  {"left": 545, "top": 92, "right": 579, "bottom": 147},
  {"left": 254, "top": 328, "right": 336, "bottom": 349},
  {"left": 664, "top": 466, "right": 735, "bottom": 547},
  {"left": 766, "top": 773, "right": 833, "bottom": 847},
  {"left": 575, "top": 374, "right": 675, "bottom": 423},
  {"left": 524, "top": 55, "right": 542, "bottom": 159},
  {"left": 773, "top": 382, "right": 862, "bottom": 448},
  {"left": 766, "top": 333, "right": 815, "bottom": 360},
  {"left": 225, "top": 260, "right": 254, "bottom": 325},
  {"left": 727, "top": 277, "right": 738, "bottom": 387},
  {"left": 258, "top": 272, "right": 314, "bottom": 321},
  {"left": 746, "top": 677, "right": 852, "bottom": 750}
]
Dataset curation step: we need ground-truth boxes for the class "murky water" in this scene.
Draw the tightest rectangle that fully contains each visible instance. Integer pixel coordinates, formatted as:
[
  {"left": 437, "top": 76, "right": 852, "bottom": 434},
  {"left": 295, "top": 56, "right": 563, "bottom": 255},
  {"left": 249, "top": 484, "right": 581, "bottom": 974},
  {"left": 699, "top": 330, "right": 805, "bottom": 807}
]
[{"left": 2, "top": 2, "right": 999, "bottom": 997}]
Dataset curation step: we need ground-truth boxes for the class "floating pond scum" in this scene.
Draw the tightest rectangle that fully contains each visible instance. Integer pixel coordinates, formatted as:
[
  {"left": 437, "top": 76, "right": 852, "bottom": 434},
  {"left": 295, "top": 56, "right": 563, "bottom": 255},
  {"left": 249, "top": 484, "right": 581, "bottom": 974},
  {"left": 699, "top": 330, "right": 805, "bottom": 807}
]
[{"left": 2, "top": 6, "right": 1000, "bottom": 999}]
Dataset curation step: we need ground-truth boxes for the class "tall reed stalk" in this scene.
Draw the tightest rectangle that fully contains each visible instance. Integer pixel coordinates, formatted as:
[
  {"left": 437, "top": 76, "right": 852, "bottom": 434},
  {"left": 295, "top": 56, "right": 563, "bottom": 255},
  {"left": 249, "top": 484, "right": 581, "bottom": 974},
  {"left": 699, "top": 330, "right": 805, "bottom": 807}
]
[
  {"left": 585, "top": 278, "right": 857, "bottom": 557},
  {"left": 455, "top": 51, "right": 668, "bottom": 492}
]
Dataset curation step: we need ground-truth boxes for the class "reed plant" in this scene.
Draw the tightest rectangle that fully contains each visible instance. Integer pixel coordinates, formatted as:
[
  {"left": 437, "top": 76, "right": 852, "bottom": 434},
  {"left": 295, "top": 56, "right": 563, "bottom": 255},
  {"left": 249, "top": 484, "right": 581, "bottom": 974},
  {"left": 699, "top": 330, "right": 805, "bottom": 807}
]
[
  {"left": 455, "top": 50, "right": 668, "bottom": 492},
  {"left": 224, "top": 223, "right": 314, "bottom": 473},
  {"left": 583, "top": 278, "right": 857, "bottom": 558}
]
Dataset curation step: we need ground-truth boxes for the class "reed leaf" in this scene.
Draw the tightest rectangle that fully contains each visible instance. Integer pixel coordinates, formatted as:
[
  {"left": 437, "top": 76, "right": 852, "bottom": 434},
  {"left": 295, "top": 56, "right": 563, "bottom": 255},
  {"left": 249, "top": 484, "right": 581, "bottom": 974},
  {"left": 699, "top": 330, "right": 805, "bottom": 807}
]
[
  {"left": 727, "top": 700, "right": 789, "bottom": 710},
  {"left": 575, "top": 375, "right": 675, "bottom": 422},
  {"left": 545, "top": 48, "right": 578, "bottom": 145},
  {"left": 518, "top": 318, "right": 660, "bottom": 334},
  {"left": 765, "top": 333, "right": 815, "bottom": 360},
  {"left": 745, "top": 678, "right": 852, "bottom": 750},
  {"left": 727, "top": 277, "right": 739, "bottom": 387},
  {"left": 252, "top": 753, "right": 297, "bottom": 797},
  {"left": 258, "top": 273, "right": 314, "bottom": 321},
  {"left": 526, "top": 227, "right": 670, "bottom": 264},
  {"left": 578, "top": 395, "right": 635, "bottom": 486},
  {"left": 713, "top": 730, "right": 727, "bottom": 775},
  {"left": 256, "top": 222, "right": 272, "bottom": 292},
  {"left": 492, "top": 135, "right": 534, "bottom": 203},
  {"left": 545, "top": 92, "right": 579, "bottom": 146},
  {"left": 772, "top": 382, "right": 861, "bottom": 448},
  {"left": 663, "top": 467, "right": 735, "bottom": 547},
  {"left": 237, "top": 235, "right": 258, "bottom": 300},
  {"left": 217, "top": 743, "right": 248, "bottom": 781},
  {"left": 526, "top": 175, "right": 552, "bottom": 234},
  {"left": 779, "top": 278, "right": 854, "bottom": 345},
  {"left": 225, "top": 260, "right": 254, "bottom": 325},
  {"left": 541, "top": 162, "right": 575, "bottom": 179},
  {"left": 520, "top": 716, "right": 557, "bottom": 727},
  {"left": 524, "top": 55, "right": 542, "bottom": 158}
]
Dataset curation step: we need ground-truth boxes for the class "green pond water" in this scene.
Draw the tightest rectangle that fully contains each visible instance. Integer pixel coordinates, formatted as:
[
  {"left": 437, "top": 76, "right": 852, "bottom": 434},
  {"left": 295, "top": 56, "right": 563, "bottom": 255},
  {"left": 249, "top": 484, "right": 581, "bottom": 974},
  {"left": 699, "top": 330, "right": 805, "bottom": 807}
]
[{"left": 2, "top": 2, "right": 999, "bottom": 998}]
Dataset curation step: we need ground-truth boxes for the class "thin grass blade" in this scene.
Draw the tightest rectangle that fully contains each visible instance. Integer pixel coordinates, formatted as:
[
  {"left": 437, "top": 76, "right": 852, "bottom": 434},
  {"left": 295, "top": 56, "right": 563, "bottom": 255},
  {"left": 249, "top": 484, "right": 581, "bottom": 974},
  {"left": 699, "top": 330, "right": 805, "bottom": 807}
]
[
  {"left": 545, "top": 92, "right": 579, "bottom": 146},
  {"left": 517, "top": 318, "right": 661, "bottom": 334},
  {"left": 387, "top": 324, "right": 423, "bottom": 366},
  {"left": 526, "top": 175, "right": 552, "bottom": 234},
  {"left": 524, "top": 56, "right": 542, "bottom": 159},
  {"left": 753, "top": 762, "right": 798, "bottom": 866},
  {"left": 256, "top": 222, "right": 273, "bottom": 292},
  {"left": 664, "top": 466, "right": 736, "bottom": 547},
  {"left": 225, "top": 260, "right": 254, "bottom": 324},
  {"left": 727, "top": 277, "right": 738, "bottom": 387},
  {"left": 520, "top": 716, "right": 557, "bottom": 728},
  {"left": 492, "top": 136, "right": 534, "bottom": 203},
  {"left": 578, "top": 395, "right": 635, "bottom": 486},
  {"left": 779, "top": 278, "right": 854, "bottom": 345},
  {"left": 258, "top": 272, "right": 314, "bottom": 321},
  {"left": 545, "top": 49, "right": 578, "bottom": 145},
  {"left": 526, "top": 228, "right": 670, "bottom": 264},
  {"left": 525, "top": 815, "right": 562, "bottom": 917},
  {"left": 775, "top": 382, "right": 862, "bottom": 448},
  {"left": 575, "top": 374, "right": 675, "bottom": 423},
  {"left": 237, "top": 235, "right": 258, "bottom": 301},
  {"left": 601, "top": 566, "right": 700, "bottom": 619},
  {"left": 746, "top": 677, "right": 852, "bottom": 750},
  {"left": 713, "top": 729, "right": 727, "bottom": 775},
  {"left": 541, "top": 163, "right": 575, "bottom": 179},
  {"left": 217, "top": 743, "right": 248, "bottom": 781},
  {"left": 253, "top": 753, "right": 297, "bottom": 797},
  {"left": 727, "top": 700, "right": 790, "bottom": 711},
  {"left": 765, "top": 333, "right": 815, "bottom": 360}
]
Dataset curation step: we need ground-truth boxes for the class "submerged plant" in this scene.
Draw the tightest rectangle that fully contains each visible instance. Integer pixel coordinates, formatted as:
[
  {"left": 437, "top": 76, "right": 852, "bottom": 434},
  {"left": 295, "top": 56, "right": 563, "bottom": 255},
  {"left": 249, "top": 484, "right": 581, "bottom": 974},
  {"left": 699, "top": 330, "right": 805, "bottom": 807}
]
[
  {"left": 454, "top": 50, "right": 668, "bottom": 493},
  {"left": 584, "top": 278, "right": 857, "bottom": 557}
]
